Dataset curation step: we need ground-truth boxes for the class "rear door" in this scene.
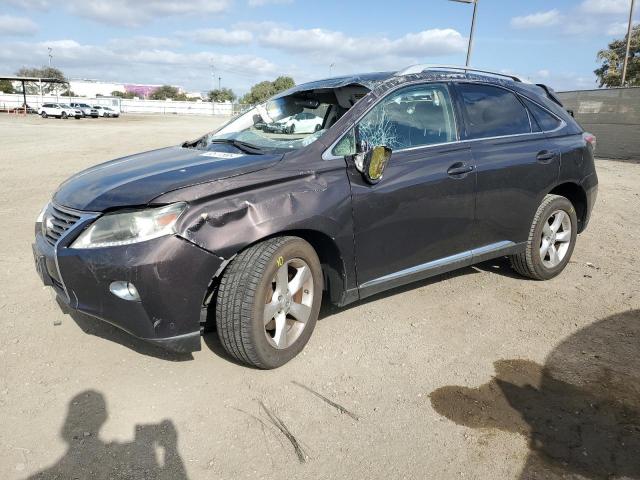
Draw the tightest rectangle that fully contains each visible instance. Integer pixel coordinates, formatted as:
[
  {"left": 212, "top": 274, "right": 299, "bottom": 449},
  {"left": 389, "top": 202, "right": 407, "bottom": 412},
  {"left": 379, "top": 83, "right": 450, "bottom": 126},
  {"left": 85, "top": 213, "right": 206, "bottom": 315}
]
[
  {"left": 342, "top": 82, "right": 477, "bottom": 297},
  {"left": 453, "top": 82, "right": 559, "bottom": 252}
]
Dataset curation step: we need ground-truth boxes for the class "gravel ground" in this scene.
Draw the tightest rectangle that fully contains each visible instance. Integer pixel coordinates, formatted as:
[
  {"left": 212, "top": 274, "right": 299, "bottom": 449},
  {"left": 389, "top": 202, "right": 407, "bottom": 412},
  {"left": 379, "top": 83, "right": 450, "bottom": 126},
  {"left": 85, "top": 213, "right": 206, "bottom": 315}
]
[{"left": 0, "top": 114, "right": 638, "bottom": 480}]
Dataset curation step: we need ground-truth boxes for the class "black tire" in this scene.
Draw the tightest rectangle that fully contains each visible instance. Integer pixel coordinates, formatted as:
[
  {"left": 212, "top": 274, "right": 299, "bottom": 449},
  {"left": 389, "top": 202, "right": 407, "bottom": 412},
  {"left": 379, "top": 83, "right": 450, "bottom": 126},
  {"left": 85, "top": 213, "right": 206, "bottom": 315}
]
[
  {"left": 289, "top": 124, "right": 295, "bottom": 134},
  {"left": 40, "top": 112, "right": 47, "bottom": 118},
  {"left": 215, "top": 236, "right": 323, "bottom": 369},
  {"left": 61, "top": 112, "right": 68, "bottom": 119},
  {"left": 510, "top": 194, "right": 578, "bottom": 280}
]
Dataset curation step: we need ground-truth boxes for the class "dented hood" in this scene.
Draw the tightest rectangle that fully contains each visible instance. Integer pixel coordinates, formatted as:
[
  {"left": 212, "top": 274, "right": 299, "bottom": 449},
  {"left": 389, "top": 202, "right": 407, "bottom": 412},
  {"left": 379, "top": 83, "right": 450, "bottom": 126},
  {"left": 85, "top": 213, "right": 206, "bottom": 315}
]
[{"left": 53, "top": 145, "right": 283, "bottom": 211}]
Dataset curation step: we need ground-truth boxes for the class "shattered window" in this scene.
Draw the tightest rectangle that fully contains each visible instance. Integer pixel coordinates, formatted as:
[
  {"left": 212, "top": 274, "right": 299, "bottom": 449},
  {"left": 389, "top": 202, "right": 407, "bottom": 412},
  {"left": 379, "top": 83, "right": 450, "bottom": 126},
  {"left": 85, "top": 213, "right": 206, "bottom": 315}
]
[{"left": 357, "top": 83, "right": 457, "bottom": 151}]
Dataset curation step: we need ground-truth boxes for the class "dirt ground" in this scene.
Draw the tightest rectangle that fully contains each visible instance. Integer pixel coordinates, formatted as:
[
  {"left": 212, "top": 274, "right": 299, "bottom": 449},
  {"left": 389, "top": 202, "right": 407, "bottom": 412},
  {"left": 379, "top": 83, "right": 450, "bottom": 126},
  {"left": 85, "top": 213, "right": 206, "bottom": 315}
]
[{"left": 1, "top": 114, "right": 639, "bottom": 480}]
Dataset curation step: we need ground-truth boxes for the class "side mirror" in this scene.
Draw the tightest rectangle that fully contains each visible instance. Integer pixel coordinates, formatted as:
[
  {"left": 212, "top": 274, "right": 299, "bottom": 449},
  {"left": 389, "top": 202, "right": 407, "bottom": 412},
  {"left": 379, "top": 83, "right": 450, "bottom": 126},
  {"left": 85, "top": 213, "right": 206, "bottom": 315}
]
[{"left": 361, "top": 145, "right": 392, "bottom": 184}]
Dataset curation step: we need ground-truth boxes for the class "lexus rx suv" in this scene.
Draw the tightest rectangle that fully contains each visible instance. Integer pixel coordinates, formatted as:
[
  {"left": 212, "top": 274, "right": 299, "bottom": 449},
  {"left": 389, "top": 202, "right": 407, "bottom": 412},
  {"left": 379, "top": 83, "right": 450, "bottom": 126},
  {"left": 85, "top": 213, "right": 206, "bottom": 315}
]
[{"left": 33, "top": 66, "right": 598, "bottom": 368}]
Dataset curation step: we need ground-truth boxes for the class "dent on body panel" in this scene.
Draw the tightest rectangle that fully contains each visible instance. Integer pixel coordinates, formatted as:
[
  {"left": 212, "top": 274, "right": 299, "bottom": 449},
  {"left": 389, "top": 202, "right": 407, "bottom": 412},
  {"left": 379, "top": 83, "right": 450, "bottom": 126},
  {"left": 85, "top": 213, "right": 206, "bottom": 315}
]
[{"left": 175, "top": 170, "right": 343, "bottom": 258}]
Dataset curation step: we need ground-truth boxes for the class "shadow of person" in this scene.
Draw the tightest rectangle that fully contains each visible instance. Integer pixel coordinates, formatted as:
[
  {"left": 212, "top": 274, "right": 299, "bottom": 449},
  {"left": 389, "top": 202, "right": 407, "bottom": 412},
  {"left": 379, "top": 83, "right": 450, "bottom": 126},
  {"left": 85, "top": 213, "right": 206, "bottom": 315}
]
[
  {"left": 430, "top": 310, "right": 640, "bottom": 479},
  {"left": 25, "top": 390, "right": 190, "bottom": 480}
]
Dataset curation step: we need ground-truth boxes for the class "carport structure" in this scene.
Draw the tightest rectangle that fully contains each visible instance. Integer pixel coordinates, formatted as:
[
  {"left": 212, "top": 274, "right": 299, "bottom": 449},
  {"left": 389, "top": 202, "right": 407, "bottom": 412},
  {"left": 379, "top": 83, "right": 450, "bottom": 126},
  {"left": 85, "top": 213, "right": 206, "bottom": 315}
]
[{"left": 0, "top": 75, "right": 69, "bottom": 114}]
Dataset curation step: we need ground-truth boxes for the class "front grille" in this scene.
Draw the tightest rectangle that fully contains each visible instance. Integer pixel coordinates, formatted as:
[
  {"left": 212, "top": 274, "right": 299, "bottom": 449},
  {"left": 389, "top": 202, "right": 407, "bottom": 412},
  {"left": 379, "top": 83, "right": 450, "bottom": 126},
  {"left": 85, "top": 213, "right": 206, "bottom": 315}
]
[{"left": 44, "top": 205, "right": 82, "bottom": 246}]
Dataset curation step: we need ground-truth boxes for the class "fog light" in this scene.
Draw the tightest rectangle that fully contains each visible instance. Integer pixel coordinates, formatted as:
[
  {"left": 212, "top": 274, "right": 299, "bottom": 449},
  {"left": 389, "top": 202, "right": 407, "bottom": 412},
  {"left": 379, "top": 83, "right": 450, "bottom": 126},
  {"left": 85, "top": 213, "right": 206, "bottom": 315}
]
[{"left": 109, "top": 281, "right": 140, "bottom": 301}]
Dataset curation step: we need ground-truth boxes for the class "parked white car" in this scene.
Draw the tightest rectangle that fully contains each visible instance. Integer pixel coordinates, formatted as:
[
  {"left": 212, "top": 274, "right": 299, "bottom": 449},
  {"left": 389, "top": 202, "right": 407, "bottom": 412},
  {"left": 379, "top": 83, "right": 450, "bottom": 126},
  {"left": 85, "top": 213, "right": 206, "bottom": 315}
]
[
  {"left": 71, "top": 102, "right": 99, "bottom": 117},
  {"left": 38, "top": 103, "right": 81, "bottom": 119},
  {"left": 280, "top": 112, "right": 323, "bottom": 134},
  {"left": 59, "top": 104, "right": 82, "bottom": 119},
  {"left": 93, "top": 105, "right": 119, "bottom": 118}
]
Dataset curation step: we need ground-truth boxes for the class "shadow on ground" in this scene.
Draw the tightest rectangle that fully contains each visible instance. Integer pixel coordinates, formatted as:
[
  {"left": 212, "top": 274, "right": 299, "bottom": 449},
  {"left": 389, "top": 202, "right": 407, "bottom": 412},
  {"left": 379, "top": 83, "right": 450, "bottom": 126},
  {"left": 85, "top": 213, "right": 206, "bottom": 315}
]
[
  {"left": 23, "top": 390, "right": 189, "bottom": 479},
  {"left": 430, "top": 310, "right": 640, "bottom": 479},
  {"left": 61, "top": 301, "right": 193, "bottom": 362}
]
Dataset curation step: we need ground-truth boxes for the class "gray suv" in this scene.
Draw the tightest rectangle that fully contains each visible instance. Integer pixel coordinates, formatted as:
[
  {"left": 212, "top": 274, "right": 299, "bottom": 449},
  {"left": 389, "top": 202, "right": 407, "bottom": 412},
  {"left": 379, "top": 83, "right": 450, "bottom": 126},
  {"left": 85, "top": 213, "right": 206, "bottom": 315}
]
[{"left": 33, "top": 65, "right": 597, "bottom": 368}]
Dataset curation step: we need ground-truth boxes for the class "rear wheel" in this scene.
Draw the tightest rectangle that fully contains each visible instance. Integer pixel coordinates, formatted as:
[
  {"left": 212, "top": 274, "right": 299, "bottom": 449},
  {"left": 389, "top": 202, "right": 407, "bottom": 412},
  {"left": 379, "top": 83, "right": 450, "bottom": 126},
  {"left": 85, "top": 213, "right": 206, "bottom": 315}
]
[
  {"left": 40, "top": 112, "right": 47, "bottom": 118},
  {"left": 215, "top": 236, "right": 323, "bottom": 369},
  {"left": 510, "top": 194, "right": 577, "bottom": 280},
  {"left": 61, "top": 112, "right": 68, "bottom": 119}
]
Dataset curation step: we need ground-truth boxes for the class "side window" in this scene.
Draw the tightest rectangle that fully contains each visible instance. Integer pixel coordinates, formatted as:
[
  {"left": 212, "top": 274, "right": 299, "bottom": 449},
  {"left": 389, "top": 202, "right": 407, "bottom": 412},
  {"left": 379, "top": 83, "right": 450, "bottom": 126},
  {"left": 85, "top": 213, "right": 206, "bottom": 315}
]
[
  {"left": 357, "top": 83, "right": 457, "bottom": 151},
  {"left": 457, "top": 83, "right": 531, "bottom": 139},
  {"left": 332, "top": 128, "right": 356, "bottom": 156},
  {"left": 522, "top": 98, "right": 563, "bottom": 132}
]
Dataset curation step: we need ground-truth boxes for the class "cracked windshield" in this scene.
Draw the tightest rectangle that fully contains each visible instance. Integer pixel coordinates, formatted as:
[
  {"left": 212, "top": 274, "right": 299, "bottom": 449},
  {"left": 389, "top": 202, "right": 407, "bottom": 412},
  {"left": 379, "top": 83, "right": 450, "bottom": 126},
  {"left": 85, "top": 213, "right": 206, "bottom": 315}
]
[{"left": 204, "top": 93, "right": 332, "bottom": 151}]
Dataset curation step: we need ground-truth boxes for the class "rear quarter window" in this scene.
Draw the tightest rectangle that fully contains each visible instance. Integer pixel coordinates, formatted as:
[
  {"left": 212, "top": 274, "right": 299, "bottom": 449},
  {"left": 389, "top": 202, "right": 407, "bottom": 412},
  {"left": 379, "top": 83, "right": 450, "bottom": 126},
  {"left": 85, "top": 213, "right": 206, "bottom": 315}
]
[
  {"left": 458, "top": 83, "right": 531, "bottom": 139},
  {"left": 522, "top": 98, "right": 563, "bottom": 132}
]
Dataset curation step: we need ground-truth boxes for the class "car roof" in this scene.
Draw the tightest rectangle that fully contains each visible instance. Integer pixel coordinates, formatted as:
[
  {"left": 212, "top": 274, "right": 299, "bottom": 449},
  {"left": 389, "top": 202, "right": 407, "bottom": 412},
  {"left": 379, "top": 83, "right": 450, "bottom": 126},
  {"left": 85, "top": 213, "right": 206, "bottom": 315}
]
[{"left": 274, "top": 72, "right": 394, "bottom": 98}]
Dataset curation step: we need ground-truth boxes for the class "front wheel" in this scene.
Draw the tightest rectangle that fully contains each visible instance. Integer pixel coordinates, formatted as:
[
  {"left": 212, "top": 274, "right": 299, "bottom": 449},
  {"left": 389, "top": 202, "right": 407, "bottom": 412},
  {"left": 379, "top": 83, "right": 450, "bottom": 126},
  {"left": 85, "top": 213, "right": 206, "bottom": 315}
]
[
  {"left": 61, "top": 112, "right": 68, "bottom": 119},
  {"left": 510, "top": 194, "right": 577, "bottom": 280},
  {"left": 215, "top": 236, "right": 323, "bottom": 369},
  {"left": 40, "top": 112, "right": 47, "bottom": 118}
]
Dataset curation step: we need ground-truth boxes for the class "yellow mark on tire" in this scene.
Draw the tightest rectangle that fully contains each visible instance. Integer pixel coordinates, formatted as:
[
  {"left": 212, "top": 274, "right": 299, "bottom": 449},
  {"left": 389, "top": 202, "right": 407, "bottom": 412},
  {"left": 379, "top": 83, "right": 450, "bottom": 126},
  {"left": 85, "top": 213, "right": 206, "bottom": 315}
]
[{"left": 276, "top": 256, "right": 284, "bottom": 267}]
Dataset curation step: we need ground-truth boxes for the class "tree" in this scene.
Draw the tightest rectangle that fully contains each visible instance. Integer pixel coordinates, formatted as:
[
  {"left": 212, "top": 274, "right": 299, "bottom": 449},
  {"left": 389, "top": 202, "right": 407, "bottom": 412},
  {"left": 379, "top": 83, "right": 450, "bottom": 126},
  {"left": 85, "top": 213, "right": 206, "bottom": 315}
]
[
  {"left": 208, "top": 88, "right": 236, "bottom": 102},
  {"left": 149, "top": 85, "right": 181, "bottom": 100},
  {"left": 595, "top": 25, "right": 640, "bottom": 87},
  {"left": 111, "top": 90, "right": 136, "bottom": 99},
  {"left": 240, "top": 76, "right": 295, "bottom": 104},
  {"left": 15, "top": 66, "right": 67, "bottom": 94},
  {"left": 0, "top": 79, "right": 14, "bottom": 93}
]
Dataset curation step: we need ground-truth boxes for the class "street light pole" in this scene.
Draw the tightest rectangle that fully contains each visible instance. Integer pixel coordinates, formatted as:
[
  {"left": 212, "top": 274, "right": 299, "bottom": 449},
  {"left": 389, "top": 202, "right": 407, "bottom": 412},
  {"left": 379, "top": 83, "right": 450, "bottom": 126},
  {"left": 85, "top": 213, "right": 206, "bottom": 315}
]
[
  {"left": 466, "top": 0, "right": 478, "bottom": 66},
  {"left": 449, "top": 0, "right": 479, "bottom": 67},
  {"left": 621, "top": 0, "right": 636, "bottom": 86}
]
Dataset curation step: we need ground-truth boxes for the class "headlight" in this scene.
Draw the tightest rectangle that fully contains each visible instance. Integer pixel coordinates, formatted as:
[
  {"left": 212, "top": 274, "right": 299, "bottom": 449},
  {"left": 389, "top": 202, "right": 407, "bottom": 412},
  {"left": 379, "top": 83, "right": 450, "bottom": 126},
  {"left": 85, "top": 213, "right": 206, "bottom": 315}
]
[
  {"left": 71, "top": 203, "right": 186, "bottom": 249},
  {"left": 36, "top": 203, "right": 49, "bottom": 223}
]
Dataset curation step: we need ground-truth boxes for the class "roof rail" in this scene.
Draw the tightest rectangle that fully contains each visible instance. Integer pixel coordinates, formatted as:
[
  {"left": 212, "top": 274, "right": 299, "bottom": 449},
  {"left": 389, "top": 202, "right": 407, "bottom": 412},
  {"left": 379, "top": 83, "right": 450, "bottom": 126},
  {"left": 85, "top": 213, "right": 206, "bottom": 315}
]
[{"left": 395, "top": 64, "right": 531, "bottom": 84}]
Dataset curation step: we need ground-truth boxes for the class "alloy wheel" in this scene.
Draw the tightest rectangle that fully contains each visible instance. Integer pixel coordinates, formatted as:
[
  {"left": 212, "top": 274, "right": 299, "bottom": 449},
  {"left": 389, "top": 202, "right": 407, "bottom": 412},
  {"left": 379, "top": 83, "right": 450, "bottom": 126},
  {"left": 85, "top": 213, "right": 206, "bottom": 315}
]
[
  {"left": 540, "top": 209, "right": 572, "bottom": 268},
  {"left": 263, "top": 258, "right": 314, "bottom": 349}
]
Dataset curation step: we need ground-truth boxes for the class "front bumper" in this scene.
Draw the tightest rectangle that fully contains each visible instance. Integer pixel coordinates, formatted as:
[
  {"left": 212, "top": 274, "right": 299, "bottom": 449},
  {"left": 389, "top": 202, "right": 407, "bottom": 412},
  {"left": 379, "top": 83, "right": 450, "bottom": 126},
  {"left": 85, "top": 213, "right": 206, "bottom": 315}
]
[{"left": 33, "top": 212, "right": 223, "bottom": 353}]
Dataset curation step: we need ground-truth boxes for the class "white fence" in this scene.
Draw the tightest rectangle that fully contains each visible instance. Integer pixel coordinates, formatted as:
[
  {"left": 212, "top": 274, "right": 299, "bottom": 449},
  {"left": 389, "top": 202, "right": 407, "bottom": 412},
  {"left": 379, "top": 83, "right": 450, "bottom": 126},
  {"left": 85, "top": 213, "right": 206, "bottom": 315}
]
[{"left": 0, "top": 93, "right": 236, "bottom": 116}]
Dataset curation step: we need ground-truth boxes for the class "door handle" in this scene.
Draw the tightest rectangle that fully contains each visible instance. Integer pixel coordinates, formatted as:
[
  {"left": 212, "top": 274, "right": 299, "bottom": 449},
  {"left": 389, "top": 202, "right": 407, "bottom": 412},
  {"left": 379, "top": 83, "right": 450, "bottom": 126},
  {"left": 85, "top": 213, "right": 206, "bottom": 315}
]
[
  {"left": 447, "top": 163, "right": 474, "bottom": 177},
  {"left": 536, "top": 150, "right": 557, "bottom": 163}
]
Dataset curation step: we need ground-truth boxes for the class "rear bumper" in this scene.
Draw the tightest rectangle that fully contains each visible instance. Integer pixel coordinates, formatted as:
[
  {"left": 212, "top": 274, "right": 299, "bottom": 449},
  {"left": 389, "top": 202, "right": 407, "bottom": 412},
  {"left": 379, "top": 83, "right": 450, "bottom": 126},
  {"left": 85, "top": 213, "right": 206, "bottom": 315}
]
[
  {"left": 33, "top": 218, "right": 223, "bottom": 353},
  {"left": 580, "top": 172, "right": 598, "bottom": 232}
]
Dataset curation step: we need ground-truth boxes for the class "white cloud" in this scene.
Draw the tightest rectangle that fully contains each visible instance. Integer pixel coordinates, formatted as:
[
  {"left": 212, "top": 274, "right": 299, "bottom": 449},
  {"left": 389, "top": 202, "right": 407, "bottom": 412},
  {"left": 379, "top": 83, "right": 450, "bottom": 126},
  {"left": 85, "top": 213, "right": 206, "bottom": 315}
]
[
  {"left": 510, "top": 10, "right": 561, "bottom": 29},
  {"left": 178, "top": 28, "right": 254, "bottom": 46},
  {"left": 580, "top": 0, "right": 631, "bottom": 15},
  {"left": 606, "top": 21, "right": 639, "bottom": 36},
  {"left": 248, "top": 0, "right": 293, "bottom": 5},
  {"left": 108, "top": 36, "right": 178, "bottom": 50},
  {"left": 0, "top": 14, "right": 38, "bottom": 36},
  {"left": 4, "top": 0, "right": 49, "bottom": 8},
  {"left": 0, "top": 38, "right": 276, "bottom": 91},
  {"left": 6, "top": 0, "right": 232, "bottom": 27},
  {"left": 71, "top": 0, "right": 232, "bottom": 26},
  {"left": 259, "top": 27, "right": 466, "bottom": 60}
]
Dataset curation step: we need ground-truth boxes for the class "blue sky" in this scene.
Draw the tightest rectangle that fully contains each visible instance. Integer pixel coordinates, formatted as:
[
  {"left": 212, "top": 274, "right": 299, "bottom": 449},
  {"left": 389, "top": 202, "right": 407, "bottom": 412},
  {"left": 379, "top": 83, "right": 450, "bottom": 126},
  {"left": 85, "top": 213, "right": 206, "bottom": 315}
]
[{"left": 1, "top": 0, "right": 638, "bottom": 94}]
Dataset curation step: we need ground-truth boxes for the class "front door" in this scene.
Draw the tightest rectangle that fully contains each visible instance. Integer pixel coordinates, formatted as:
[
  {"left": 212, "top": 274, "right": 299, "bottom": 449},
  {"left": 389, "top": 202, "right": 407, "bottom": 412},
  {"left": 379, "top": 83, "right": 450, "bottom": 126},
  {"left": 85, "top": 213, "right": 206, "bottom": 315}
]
[{"left": 341, "top": 83, "right": 477, "bottom": 298}]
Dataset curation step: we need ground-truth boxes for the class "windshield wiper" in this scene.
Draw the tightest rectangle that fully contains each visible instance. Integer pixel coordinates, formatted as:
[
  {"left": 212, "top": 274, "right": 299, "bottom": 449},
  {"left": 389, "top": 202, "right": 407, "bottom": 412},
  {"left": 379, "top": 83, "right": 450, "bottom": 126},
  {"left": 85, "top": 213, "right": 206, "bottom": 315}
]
[{"left": 208, "top": 139, "right": 264, "bottom": 154}]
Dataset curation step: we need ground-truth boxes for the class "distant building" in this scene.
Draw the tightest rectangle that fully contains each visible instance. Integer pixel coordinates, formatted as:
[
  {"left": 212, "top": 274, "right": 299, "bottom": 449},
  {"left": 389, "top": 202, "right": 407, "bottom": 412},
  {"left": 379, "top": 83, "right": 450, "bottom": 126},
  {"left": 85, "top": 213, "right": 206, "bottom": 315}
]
[{"left": 68, "top": 79, "right": 182, "bottom": 98}]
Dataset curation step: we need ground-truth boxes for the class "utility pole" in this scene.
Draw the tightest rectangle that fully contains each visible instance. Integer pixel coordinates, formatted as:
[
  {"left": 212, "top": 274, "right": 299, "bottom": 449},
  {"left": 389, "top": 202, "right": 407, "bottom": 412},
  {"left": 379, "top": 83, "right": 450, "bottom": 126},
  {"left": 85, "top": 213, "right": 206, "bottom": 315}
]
[
  {"left": 218, "top": 76, "right": 221, "bottom": 90},
  {"left": 210, "top": 59, "right": 215, "bottom": 91},
  {"left": 449, "top": 0, "right": 478, "bottom": 67},
  {"left": 621, "top": 0, "right": 636, "bottom": 86},
  {"left": 47, "top": 47, "right": 53, "bottom": 67},
  {"left": 329, "top": 63, "right": 335, "bottom": 76}
]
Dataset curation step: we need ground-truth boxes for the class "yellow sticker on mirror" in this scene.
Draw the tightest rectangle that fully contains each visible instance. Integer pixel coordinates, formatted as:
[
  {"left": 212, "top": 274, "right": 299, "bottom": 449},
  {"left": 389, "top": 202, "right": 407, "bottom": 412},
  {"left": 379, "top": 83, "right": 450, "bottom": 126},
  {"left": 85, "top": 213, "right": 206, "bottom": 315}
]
[{"left": 276, "top": 256, "right": 284, "bottom": 267}]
